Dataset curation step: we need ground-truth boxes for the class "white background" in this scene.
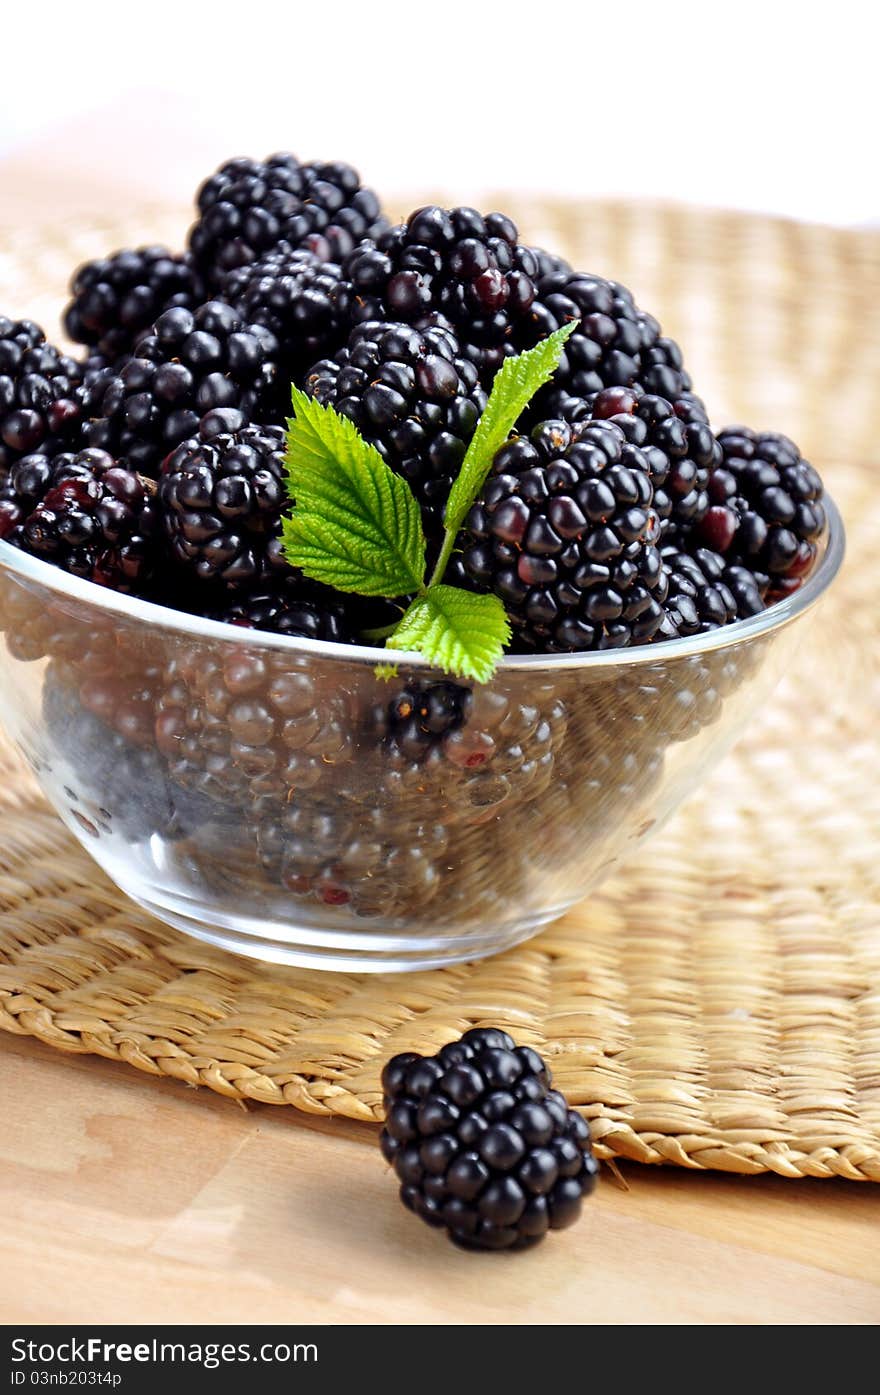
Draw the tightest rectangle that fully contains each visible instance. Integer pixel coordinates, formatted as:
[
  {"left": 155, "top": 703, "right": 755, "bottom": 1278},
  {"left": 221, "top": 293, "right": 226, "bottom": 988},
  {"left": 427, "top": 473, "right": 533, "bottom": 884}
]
[{"left": 0, "top": 0, "right": 876, "bottom": 226}]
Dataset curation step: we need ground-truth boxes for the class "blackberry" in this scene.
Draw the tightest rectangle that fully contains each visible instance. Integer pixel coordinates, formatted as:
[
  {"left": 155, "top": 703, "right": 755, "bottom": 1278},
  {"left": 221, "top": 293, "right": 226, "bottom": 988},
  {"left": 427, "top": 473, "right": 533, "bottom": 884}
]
[
  {"left": 42, "top": 664, "right": 213, "bottom": 845},
  {"left": 188, "top": 153, "right": 387, "bottom": 289},
  {"left": 697, "top": 427, "right": 827, "bottom": 599},
  {"left": 154, "top": 645, "right": 358, "bottom": 806},
  {"left": 225, "top": 245, "right": 347, "bottom": 384},
  {"left": 658, "top": 544, "right": 763, "bottom": 639},
  {"left": 0, "top": 318, "right": 84, "bottom": 475},
  {"left": 305, "top": 319, "right": 486, "bottom": 537},
  {"left": 5, "top": 447, "right": 158, "bottom": 592},
  {"left": 529, "top": 269, "right": 691, "bottom": 409},
  {"left": 380, "top": 1029, "right": 598, "bottom": 1250},
  {"left": 158, "top": 412, "right": 292, "bottom": 587},
  {"left": 208, "top": 578, "right": 352, "bottom": 642},
  {"left": 254, "top": 796, "right": 448, "bottom": 912},
  {"left": 376, "top": 680, "right": 472, "bottom": 764},
  {"left": 84, "top": 302, "right": 279, "bottom": 476},
  {"left": 579, "top": 385, "right": 720, "bottom": 533},
  {"left": 63, "top": 247, "right": 202, "bottom": 360},
  {"left": 343, "top": 206, "right": 543, "bottom": 383},
  {"left": 458, "top": 419, "right": 666, "bottom": 652}
]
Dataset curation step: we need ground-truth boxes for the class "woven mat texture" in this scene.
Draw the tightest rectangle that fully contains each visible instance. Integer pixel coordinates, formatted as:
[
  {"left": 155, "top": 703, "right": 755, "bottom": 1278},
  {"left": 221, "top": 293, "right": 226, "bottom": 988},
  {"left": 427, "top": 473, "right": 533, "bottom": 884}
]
[{"left": 0, "top": 200, "right": 878, "bottom": 1180}]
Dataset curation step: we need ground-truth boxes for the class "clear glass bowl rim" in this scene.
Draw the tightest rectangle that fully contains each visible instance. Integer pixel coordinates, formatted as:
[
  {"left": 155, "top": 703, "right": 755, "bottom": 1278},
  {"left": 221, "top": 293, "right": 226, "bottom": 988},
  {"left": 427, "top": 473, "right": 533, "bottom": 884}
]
[{"left": 0, "top": 495, "right": 845, "bottom": 673}]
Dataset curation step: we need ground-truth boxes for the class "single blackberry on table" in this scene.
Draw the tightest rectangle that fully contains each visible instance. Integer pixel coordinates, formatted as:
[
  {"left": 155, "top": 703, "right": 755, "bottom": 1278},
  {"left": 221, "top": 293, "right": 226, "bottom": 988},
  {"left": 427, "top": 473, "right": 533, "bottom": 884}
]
[
  {"left": 188, "top": 153, "right": 388, "bottom": 289},
  {"left": 380, "top": 1028, "right": 598, "bottom": 1250},
  {"left": 158, "top": 411, "right": 292, "bottom": 588},
  {"left": 0, "top": 318, "right": 84, "bottom": 475},
  {"left": 457, "top": 418, "right": 666, "bottom": 652},
  {"left": 305, "top": 319, "right": 486, "bottom": 538},
  {"left": 696, "top": 427, "right": 827, "bottom": 600},
  {"left": 63, "top": 247, "right": 203, "bottom": 360},
  {"left": 207, "top": 577, "right": 353, "bottom": 642},
  {"left": 225, "top": 245, "right": 348, "bottom": 384},
  {"left": 4, "top": 447, "right": 158, "bottom": 593},
  {"left": 84, "top": 302, "right": 280, "bottom": 476},
  {"left": 342, "top": 206, "right": 544, "bottom": 384},
  {"left": 658, "top": 544, "right": 763, "bottom": 639}
]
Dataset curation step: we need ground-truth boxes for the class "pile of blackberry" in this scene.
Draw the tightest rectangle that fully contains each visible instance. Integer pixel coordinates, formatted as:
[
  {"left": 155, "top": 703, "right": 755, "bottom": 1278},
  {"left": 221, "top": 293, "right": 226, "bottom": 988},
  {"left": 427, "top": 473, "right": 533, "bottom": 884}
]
[
  {"left": 380, "top": 1029, "right": 598, "bottom": 1249},
  {"left": 0, "top": 156, "right": 833, "bottom": 936}
]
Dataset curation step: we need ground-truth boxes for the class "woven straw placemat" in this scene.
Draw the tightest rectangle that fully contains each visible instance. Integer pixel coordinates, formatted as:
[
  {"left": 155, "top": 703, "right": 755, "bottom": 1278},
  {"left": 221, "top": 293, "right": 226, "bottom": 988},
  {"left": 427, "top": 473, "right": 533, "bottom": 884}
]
[{"left": 0, "top": 201, "right": 878, "bottom": 1181}]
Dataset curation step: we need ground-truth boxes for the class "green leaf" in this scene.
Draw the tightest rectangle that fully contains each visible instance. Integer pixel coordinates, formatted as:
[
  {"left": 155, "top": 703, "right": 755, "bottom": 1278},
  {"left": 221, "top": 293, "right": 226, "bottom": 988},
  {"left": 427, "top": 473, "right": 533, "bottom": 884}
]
[
  {"left": 390, "top": 585, "right": 511, "bottom": 683},
  {"left": 443, "top": 321, "right": 577, "bottom": 541},
  {"left": 282, "top": 387, "right": 426, "bottom": 597}
]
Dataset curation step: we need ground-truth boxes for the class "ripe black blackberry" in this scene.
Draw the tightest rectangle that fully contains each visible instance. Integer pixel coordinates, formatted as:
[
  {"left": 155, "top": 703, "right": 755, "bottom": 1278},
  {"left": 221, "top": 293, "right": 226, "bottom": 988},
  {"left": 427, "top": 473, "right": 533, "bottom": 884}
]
[
  {"left": 343, "top": 206, "right": 544, "bottom": 384},
  {"left": 224, "top": 245, "right": 348, "bottom": 385},
  {"left": 84, "top": 302, "right": 279, "bottom": 476},
  {"left": 0, "top": 318, "right": 84, "bottom": 475},
  {"left": 5, "top": 447, "right": 158, "bottom": 593},
  {"left": 158, "top": 411, "right": 293, "bottom": 588},
  {"left": 528, "top": 268, "right": 692, "bottom": 410},
  {"left": 582, "top": 385, "right": 720, "bottom": 534},
  {"left": 380, "top": 1028, "right": 598, "bottom": 1250},
  {"left": 63, "top": 246, "right": 203, "bottom": 360},
  {"left": 658, "top": 544, "right": 764, "bottom": 639},
  {"left": 305, "top": 319, "right": 486, "bottom": 537},
  {"left": 208, "top": 578, "right": 352, "bottom": 642},
  {"left": 458, "top": 419, "right": 666, "bottom": 652},
  {"left": 188, "top": 153, "right": 388, "bottom": 289},
  {"left": 697, "top": 427, "right": 827, "bottom": 599}
]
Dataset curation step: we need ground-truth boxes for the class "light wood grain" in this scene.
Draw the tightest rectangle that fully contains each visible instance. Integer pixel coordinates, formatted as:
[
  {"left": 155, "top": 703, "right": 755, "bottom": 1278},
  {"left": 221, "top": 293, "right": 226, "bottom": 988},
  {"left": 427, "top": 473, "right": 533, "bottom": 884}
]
[{"left": 1, "top": 1036, "right": 877, "bottom": 1325}]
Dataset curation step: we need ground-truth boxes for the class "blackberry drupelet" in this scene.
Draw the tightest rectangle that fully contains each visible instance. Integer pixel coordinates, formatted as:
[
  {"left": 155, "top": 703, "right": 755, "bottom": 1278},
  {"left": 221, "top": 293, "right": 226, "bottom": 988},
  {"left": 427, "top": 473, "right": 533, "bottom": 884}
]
[
  {"left": 0, "top": 318, "right": 84, "bottom": 475},
  {"left": 188, "top": 153, "right": 388, "bottom": 289},
  {"left": 158, "top": 412, "right": 291, "bottom": 588},
  {"left": 63, "top": 247, "right": 203, "bottom": 360},
  {"left": 658, "top": 544, "right": 763, "bottom": 639},
  {"left": 697, "top": 427, "right": 827, "bottom": 599},
  {"left": 305, "top": 319, "right": 486, "bottom": 537},
  {"left": 208, "top": 578, "right": 352, "bottom": 642},
  {"left": 342, "top": 206, "right": 543, "bottom": 384},
  {"left": 84, "top": 302, "right": 279, "bottom": 476},
  {"left": 380, "top": 1028, "right": 598, "bottom": 1250},
  {"left": 225, "top": 245, "right": 347, "bottom": 384},
  {"left": 458, "top": 418, "right": 666, "bottom": 652},
  {"left": 5, "top": 447, "right": 158, "bottom": 592}
]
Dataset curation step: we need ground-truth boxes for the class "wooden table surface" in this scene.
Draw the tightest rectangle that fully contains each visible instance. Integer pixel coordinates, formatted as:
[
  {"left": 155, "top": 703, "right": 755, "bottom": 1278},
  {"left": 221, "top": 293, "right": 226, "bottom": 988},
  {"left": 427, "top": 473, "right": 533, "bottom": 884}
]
[
  {"left": 1, "top": 1033, "right": 877, "bottom": 1325},
  {"left": 1, "top": 139, "right": 878, "bottom": 1329}
]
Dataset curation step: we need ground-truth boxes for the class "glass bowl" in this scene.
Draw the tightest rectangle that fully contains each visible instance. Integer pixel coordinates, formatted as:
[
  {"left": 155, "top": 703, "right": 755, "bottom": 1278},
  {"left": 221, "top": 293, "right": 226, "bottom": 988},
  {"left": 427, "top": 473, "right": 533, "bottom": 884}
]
[{"left": 0, "top": 501, "right": 844, "bottom": 972}]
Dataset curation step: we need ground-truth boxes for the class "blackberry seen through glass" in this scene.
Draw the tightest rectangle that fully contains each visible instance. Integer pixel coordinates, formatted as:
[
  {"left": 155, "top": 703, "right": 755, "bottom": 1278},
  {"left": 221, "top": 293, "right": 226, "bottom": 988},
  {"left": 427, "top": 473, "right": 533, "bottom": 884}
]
[{"left": 380, "top": 1028, "right": 598, "bottom": 1250}]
